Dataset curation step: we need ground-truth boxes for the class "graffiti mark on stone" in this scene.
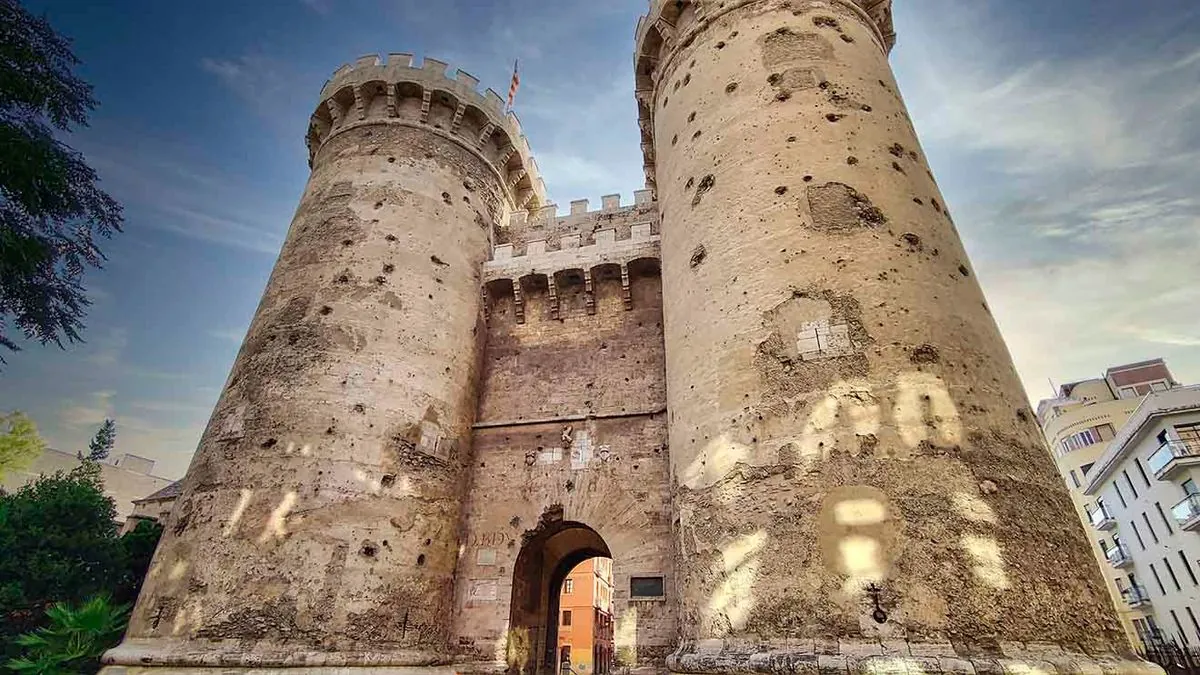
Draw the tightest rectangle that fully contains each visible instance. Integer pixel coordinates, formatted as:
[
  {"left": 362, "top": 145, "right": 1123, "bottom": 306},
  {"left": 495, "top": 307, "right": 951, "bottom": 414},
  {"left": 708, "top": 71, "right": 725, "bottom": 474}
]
[
  {"left": 223, "top": 488, "right": 254, "bottom": 537},
  {"left": 257, "top": 491, "right": 298, "bottom": 543},
  {"left": 469, "top": 531, "right": 507, "bottom": 547},
  {"left": 469, "top": 579, "right": 498, "bottom": 601},
  {"left": 961, "top": 534, "right": 1010, "bottom": 590},
  {"left": 894, "top": 372, "right": 962, "bottom": 448}
]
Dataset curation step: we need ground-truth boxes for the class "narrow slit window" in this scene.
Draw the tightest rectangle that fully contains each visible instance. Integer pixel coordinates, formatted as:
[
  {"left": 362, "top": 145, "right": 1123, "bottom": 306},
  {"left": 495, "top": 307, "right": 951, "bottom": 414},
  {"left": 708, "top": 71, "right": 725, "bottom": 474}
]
[
  {"left": 1179, "top": 551, "right": 1199, "bottom": 586},
  {"left": 1150, "top": 563, "right": 1166, "bottom": 595},
  {"left": 1130, "top": 520, "right": 1146, "bottom": 551},
  {"left": 1156, "top": 502, "right": 1175, "bottom": 535},
  {"left": 1164, "top": 557, "right": 1183, "bottom": 591},
  {"left": 1142, "top": 513, "right": 1160, "bottom": 543}
]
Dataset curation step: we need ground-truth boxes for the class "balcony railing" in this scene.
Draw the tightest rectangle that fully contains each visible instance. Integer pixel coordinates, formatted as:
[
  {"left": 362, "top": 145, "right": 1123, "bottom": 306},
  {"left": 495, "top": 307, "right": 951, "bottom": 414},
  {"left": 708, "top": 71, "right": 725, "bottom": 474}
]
[
  {"left": 1107, "top": 543, "right": 1134, "bottom": 568},
  {"left": 1122, "top": 585, "right": 1152, "bottom": 608},
  {"left": 1090, "top": 505, "right": 1116, "bottom": 530},
  {"left": 1173, "top": 494, "right": 1200, "bottom": 531},
  {"left": 1148, "top": 440, "right": 1200, "bottom": 479}
]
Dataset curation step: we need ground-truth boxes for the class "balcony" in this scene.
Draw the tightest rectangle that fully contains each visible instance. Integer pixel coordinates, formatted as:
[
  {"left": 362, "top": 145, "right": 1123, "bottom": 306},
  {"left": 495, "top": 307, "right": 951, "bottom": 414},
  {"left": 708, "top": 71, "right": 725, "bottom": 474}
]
[
  {"left": 1122, "top": 585, "right": 1152, "bottom": 609},
  {"left": 1106, "top": 543, "right": 1134, "bottom": 569},
  {"left": 1147, "top": 440, "right": 1200, "bottom": 480},
  {"left": 1089, "top": 505, "right": 1116, "bottom": 531},
  {"left": 1172, "top": 494, "right": 1200, "bottom": 532}
]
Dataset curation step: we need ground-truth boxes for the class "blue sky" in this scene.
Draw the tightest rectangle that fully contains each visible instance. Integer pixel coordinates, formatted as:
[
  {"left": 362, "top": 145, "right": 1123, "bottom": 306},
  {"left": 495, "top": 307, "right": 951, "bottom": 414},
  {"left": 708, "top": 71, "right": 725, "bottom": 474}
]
[{"left": 2, "top": 0, "right": 1198, "bottom": 479}]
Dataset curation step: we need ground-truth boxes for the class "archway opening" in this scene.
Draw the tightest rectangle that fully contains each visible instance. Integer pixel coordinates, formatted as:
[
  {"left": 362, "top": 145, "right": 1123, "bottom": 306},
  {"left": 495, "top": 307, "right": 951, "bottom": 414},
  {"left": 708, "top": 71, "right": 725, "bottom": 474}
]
[{"left": 507, "top": 512, "right": 613, "bottom": 675}]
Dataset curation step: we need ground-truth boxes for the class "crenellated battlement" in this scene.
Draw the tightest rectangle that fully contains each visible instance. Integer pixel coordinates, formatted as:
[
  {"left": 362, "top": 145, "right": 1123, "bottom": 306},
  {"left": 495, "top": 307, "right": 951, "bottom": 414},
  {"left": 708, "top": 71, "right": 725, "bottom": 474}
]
[
  {"left": 505, "top": 189, "right": 656, "bottom": 229},
  {"left": 308, "top": 53, "right": 546, "bottom": 210},
  {"left": 489, "top": 221, "right": 657, "bottom": 264},
  {"left": 483, "top": 213, "right": 661, "bottom": 324},
  {"left": 482, "top": 220, "right": 661, "bottom": 323}
]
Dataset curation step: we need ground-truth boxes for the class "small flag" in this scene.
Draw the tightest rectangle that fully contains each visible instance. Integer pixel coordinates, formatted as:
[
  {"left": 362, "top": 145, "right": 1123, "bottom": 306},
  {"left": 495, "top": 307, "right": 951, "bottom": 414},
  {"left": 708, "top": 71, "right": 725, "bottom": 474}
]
[{"left": 506, "top": 59, "right": 520, "bottom": 111}]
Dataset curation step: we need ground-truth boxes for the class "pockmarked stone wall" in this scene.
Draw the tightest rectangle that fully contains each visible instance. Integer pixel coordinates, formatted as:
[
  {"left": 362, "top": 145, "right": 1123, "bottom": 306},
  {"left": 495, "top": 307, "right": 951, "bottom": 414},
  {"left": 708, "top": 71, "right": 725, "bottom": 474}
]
[
  {"left": 104, "top": 55, "right": 544, "bottom": 669},
  {"left": 453, "top": 212, "right": 677, "bottom": 668},
  {"left": 634, "top": 0, "right": 1152, "bottom": 672},
  {"left": 102, "top": 7, "right": 1163, "bottom": 675}
]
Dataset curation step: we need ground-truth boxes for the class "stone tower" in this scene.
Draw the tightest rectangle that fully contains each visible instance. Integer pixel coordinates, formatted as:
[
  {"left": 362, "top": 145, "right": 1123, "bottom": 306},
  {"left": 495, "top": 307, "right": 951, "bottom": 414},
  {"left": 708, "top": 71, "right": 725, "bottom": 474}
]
[
  {"left": 103, "top": 55, "right": 545, "bottom": 668},
  {"left": 103, "top": 4, "right": 1160, "bottom": 675},
  {"left": 634, "top": 0, "right": 1154, "bottom": 672}
]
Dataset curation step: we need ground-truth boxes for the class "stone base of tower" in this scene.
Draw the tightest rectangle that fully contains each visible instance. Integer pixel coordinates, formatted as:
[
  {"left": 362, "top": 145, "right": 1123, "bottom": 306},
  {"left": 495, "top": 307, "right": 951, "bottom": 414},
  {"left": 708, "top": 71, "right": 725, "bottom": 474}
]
[
  {"left": 97, "top": 662, "right": 453, "bottom": 667},
  {"left": 666, "top": 639, "right": 1164, "bottom": 674},
  {"left": 99, "top": 639, "right": 457, "bottom": 675}
]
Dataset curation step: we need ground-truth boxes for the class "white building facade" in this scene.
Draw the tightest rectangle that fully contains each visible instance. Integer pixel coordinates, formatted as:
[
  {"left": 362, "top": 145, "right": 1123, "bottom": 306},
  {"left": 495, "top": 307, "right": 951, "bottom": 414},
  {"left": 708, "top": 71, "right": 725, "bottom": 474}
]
[
  {"left": 1083, "top": 385, "right": 1200, "bottom": 648},
  {"left": 1037, "top": 359, "right": 1179, "bottom": 645}
]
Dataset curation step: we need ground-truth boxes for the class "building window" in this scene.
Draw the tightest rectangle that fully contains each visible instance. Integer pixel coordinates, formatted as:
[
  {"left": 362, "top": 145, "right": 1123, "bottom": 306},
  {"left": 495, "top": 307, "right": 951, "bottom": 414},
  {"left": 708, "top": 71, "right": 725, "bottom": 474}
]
[
  {"left": 1070, "top": 470, "right": 1081, "bottom": 489},
  {"left": 1113, "top": 482, "right": 1128, "bottom": 508},
  {"left": 1185, "top": 479, "right": 1200, "bottom": 496},
  {"left": 1179, "top": 423, "right": 1200, "bottom": 448},
  {"left": 1188, "top": 608, "right": 1200, "bottom": 643},
  {"left": 630, "top": 576, "right": 665, "bottom": 599},
  {"left": 1150, "top": 563, "right": 1167, "bottom": 594},
  {"left": 1134, "top": 618, "right": 1150, "bottom": 646},
  {"left": 1152, "top": 381, "right": 1169, "bottom": 392},
  {"left": 1156, "top": 502, "right": 1175, "bottom": 535},
  {"left": 1143, "top": 513, "right": 1160, "bottom": 543},
  {"left": 1081, "top": 462, "right": 1095, "bottom": 476},
  {"left": 1130, "top": 520, "right": 1147, "bottom": 551},
  {"left": 1179, "top": 551, "right": 1199, "bottom": 586},
  {"left": 564, "top": 579, "right": 573, "bottom": 594},
  {"left": 1135, "top": 458, "right": 1152, "bottom": 487},
  {"left": 1060, "top": 428, "right": 1105, "bottom": 455},
  {"left": 1172, "top": 610, "right": 1190, "bottom": 645},
  {"left": 1124, "top": 470, "right": 1138, "bottom": 498},
  {"left": 1120, "top": 387, "right": 1138, "bottom": 399},
  {"left": 562, "top": 610, "right": 572, "bottom": 626},
  {"left": 1164, "top": 557, "right": 1184, "bottom": 591}
]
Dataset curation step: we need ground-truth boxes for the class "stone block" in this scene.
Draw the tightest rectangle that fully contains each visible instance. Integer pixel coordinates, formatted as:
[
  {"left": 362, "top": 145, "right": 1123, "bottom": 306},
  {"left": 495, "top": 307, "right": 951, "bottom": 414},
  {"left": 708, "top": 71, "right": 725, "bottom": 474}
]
[{"left": 819, "top": 654, "right": 850, "bottom": 675}]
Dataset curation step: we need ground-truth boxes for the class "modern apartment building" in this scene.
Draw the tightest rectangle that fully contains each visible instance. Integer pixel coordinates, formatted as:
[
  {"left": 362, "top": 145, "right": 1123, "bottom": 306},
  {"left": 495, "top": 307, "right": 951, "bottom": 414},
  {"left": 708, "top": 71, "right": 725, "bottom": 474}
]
[
  {"left": 557, "top": 557, "right": 614, "bottom": 674},
  {"left": 1037, "top": 359, "right": 1180, "bottom": 645},
  {"left": 1083, "top": 384, "right": 1200, "bottom": 648}
]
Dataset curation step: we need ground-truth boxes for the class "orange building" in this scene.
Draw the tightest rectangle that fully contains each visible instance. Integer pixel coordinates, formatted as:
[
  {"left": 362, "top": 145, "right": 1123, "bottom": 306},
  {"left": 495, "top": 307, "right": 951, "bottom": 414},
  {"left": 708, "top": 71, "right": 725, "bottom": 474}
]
[{"left": 556, "top": 557, "right": 613, "bottom": 674}]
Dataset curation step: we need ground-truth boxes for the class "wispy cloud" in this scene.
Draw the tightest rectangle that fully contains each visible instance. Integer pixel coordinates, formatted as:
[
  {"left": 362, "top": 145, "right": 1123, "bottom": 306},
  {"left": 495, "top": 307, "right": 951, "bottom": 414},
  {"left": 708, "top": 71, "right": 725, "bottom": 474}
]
[
  {"left": 60, "top": 390, "right": 116, "bottom": 428},
  {"left": 82, "top": 140, "right": 290, "bottom": 255},
  {"left": 894, "top": 0, "right": 1200, "bottom": 394},
  {"left": 84, "top": 327, "right": 128, "bottom": 368},
  {"left": 207, "top": 327, "right": 246, "bottom": 344}
]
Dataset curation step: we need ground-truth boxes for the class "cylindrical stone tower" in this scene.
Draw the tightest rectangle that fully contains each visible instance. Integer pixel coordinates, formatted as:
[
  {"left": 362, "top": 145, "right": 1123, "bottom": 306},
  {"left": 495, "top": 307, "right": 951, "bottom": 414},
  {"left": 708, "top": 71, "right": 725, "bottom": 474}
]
[
  {"left": 103, "top": 54, "right": 544, "bottom": 671},
  {"left": 635, "top": 1, "right": 1154, "bottom": 671}
]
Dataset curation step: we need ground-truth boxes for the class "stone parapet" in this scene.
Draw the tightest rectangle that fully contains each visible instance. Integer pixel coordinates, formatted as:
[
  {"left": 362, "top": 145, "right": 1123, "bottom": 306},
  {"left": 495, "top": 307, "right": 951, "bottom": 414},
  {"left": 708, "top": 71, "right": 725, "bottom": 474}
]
[{"left": 308, "top": 53, "right": 546, "bottom": 211}]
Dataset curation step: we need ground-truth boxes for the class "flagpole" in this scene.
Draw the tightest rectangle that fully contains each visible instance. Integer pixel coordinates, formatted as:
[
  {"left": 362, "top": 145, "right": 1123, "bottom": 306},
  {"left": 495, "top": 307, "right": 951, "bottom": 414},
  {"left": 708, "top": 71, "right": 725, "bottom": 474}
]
[{"left": 506, "top": 59, "right": 519, "bottom": 113}]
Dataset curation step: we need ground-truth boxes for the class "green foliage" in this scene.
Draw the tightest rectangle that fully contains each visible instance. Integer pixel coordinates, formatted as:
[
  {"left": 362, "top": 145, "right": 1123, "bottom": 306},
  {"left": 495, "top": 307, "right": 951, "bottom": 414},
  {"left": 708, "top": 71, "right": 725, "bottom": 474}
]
[
  {"left": 0, "top": 412, "right": 45, "bottom": 481},
  {"left": 0, "top": 0, "right": 123, "bottom": 363},
  {"left": 0, "top": 463, "right": 161, "bottom": 664},
  {"left": 81, "top": 420, "right": 114, "bottom": 463},
  {"left": 5, "top": 595, "right": 129, "bottom": 675},
  {"left": 115, "top": 519, "right": 162, "bottom": 605}
]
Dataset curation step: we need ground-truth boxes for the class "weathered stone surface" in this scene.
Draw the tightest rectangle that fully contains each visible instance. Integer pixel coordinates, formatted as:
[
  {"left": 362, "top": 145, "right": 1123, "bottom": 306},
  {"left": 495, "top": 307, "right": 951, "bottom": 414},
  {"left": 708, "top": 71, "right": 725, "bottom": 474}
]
[{"left": 103, "top": 3, "right": 1159, "bottom": 675}]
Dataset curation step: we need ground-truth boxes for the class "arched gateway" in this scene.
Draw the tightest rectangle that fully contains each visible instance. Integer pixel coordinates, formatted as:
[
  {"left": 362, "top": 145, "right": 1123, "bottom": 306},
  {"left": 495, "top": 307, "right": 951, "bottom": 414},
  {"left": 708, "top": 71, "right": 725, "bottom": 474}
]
[{"left": 507, "top": 518, "right": 610, "bottom": 673}]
